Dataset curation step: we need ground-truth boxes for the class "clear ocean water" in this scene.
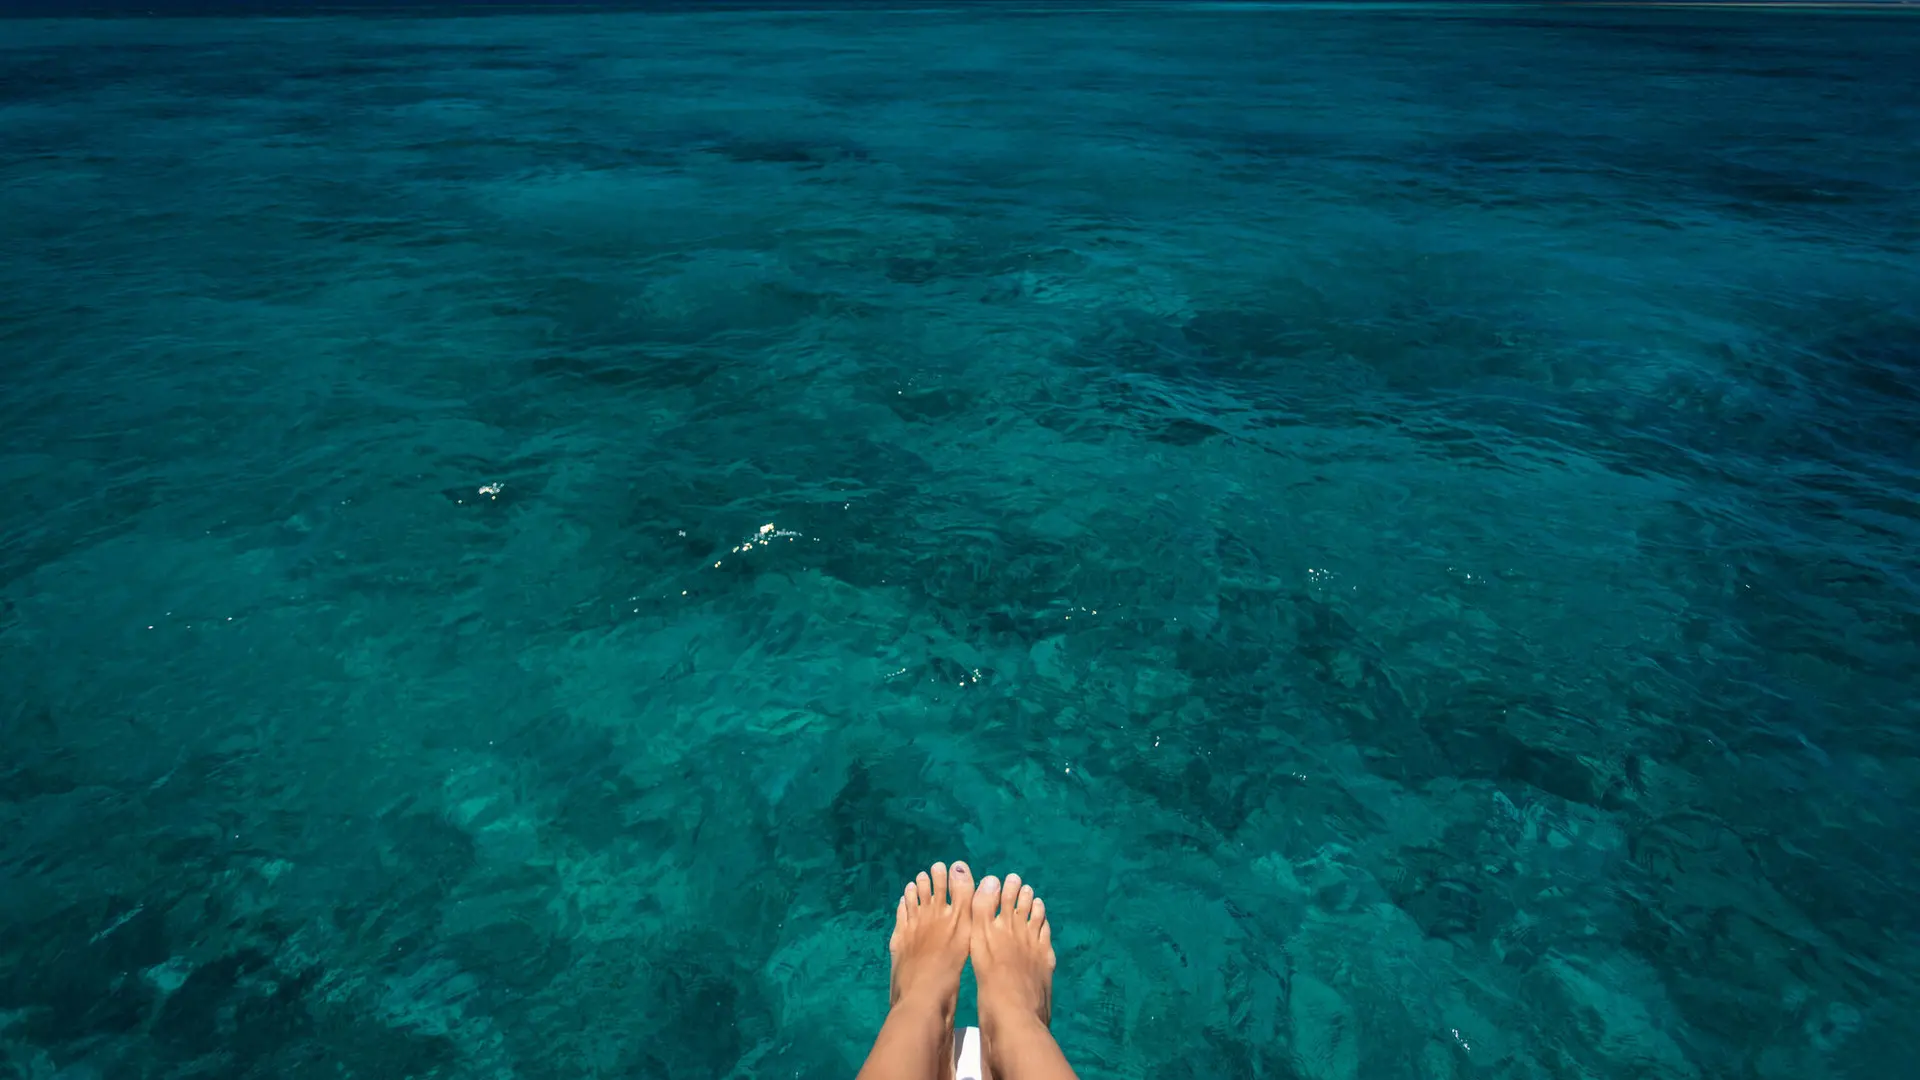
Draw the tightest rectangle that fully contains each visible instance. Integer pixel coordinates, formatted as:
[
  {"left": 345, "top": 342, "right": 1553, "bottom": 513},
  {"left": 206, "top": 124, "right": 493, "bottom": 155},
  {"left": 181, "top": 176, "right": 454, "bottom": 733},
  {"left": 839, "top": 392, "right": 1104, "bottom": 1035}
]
[{"left": 2, "top": 3, "right": 1917, "bottom": 1077}]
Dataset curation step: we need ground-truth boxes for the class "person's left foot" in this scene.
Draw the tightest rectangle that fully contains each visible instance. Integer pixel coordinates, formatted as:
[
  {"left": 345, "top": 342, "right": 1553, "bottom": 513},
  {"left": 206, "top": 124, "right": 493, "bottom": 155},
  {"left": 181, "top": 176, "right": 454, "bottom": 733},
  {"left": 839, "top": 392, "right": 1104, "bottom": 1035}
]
[{"left": 888, "top": 861, "right": 976, "bottom": 1018}]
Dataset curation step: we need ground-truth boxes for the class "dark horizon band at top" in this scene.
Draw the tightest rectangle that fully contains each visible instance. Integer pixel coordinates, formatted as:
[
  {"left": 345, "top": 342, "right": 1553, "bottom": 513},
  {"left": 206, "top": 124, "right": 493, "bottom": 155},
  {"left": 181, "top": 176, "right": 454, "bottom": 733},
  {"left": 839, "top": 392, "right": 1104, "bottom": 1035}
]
[{"left": 4, "top": 0, "right": 1918, "bottom": 17}]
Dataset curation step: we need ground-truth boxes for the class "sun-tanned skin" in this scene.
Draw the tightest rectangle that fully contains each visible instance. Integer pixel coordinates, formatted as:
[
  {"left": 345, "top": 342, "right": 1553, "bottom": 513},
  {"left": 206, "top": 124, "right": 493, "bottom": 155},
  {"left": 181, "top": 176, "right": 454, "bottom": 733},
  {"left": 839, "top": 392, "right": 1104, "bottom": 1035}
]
[
  {"left": 856, "top": 861, "right": 975, "bottom": 1080},
  {"left": 855, "top": 862, "right": 1079, "bottom": 1080},
  {"left": 970, "top": 872, "right": 1078, "bottom": 1080}
]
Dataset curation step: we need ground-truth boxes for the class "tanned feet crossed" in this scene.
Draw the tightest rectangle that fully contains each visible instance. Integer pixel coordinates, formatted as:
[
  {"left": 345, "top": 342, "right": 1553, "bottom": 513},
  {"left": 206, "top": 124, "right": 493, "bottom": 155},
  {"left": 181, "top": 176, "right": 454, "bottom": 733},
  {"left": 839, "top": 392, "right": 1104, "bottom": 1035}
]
[{"left": 855, "top": 861, "right": 1080, "bottom": 1080}]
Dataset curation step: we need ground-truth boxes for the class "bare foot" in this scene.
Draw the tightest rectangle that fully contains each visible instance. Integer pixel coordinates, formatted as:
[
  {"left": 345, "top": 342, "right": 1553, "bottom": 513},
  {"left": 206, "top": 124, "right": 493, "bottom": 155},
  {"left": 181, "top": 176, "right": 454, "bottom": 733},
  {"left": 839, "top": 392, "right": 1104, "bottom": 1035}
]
[
  {"left": 888, "top": 860, "right": 976, "bottom": 1017},
  {"left": 969, "top": 872, "right": 1056, "bottom": 1031},
  {"left": 857, "top": 861, "right": 977, "bottom": 1080}
]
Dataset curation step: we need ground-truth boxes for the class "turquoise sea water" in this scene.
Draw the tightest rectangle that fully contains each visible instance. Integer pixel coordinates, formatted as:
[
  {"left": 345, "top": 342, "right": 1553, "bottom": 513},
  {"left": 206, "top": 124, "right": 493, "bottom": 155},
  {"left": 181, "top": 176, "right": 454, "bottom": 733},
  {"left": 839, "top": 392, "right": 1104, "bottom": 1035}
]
[{"left": 3, "top": 4, "right": 1918, "bottom": 1077}]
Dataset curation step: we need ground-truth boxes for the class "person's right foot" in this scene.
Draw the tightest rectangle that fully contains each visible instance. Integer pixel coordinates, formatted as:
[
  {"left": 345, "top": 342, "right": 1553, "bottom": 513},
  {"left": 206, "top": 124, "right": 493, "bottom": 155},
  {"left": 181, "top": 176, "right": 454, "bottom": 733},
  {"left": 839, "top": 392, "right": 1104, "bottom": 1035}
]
[{"left": 969, "top": 872, "right": 1056, "bottom": 1030}]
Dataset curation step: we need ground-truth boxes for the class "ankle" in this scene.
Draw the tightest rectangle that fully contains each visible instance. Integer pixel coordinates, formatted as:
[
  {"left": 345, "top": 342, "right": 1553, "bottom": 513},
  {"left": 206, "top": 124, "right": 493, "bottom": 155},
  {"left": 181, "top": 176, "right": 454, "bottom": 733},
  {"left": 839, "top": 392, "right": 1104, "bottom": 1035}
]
[
  {"left": 891, "top": 984, "right": 958, "bottom": 1021},
  {"left": 978, "top": 1001, "right": 1048, "bottom": 1036}
]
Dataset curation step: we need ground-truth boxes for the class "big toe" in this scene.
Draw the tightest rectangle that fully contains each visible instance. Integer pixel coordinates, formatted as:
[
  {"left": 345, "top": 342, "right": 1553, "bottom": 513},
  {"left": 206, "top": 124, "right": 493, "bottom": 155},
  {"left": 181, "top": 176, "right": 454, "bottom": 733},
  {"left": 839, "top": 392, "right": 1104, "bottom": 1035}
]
[
  {"left": 971, "top": 874, "right": 1002, "bottom": 926},
  {"left": 947, "top": 861, "right": 976, "bottom": 909}
]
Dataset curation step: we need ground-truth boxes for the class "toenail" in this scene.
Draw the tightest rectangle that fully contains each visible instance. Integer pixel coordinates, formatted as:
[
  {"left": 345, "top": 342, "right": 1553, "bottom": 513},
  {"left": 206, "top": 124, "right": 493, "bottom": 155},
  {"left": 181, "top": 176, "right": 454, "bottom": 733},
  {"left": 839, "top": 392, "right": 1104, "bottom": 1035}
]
[
  {"left": 981, "top": 876, "right": 1000, "bottom": 893},
  {"left": 953, "top": 863, "right": 970, "bottom": 876}
]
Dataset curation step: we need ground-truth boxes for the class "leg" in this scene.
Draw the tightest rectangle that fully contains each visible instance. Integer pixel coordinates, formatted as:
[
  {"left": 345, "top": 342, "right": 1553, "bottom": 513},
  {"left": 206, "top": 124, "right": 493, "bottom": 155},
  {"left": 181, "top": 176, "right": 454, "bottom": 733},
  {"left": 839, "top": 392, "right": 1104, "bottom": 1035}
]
[
  {"left": 970, "top": 873, "right": 1079, "bottom": 1080},
  {"left": 856, "top": 861, "right": 976, "bottom": 1080}
]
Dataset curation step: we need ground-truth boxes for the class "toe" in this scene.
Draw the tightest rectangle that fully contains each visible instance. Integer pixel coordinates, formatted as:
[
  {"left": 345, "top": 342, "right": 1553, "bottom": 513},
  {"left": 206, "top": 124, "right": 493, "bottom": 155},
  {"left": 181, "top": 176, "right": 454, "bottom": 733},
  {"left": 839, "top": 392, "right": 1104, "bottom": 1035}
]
[
  {"left": 1001, "top": 874, "right": 1023, "bottom": 918},
  {"left": 903, "top": 881, "right": 919, "bottom": 914},
  {"left": 1030, "top": 897, "right": 1046, "bottom": 933},
  {"left": 948, "top": 861, "right": 976, "bottom": 909},
  {"left": 1015, "top": 884, "right": 1035, "bottom": 918},
  {"left": 973, "top": 875, "right": 1002, "bottom": 924},
  {"left": 931, "top": 862, "right": 949, "bottom": 904},
  {"left": 915, "top": 871, "right": 932, "bottom": 903}
]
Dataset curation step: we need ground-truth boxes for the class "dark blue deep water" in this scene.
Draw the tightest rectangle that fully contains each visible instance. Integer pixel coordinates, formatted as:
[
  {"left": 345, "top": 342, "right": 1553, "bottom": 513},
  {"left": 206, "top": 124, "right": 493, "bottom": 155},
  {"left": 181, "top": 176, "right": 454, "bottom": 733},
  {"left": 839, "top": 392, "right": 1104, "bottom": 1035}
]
[{"left": 3, "top": 4, "right": 1918, "bottom": 1077}]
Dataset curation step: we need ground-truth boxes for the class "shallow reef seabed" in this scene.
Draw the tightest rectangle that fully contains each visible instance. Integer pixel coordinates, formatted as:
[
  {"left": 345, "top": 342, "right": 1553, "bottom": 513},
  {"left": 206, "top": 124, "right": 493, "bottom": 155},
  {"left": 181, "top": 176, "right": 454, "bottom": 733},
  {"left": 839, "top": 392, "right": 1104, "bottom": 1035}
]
[{"left": 1, "top": 4, "right": 1917, "bottom": 1078}]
